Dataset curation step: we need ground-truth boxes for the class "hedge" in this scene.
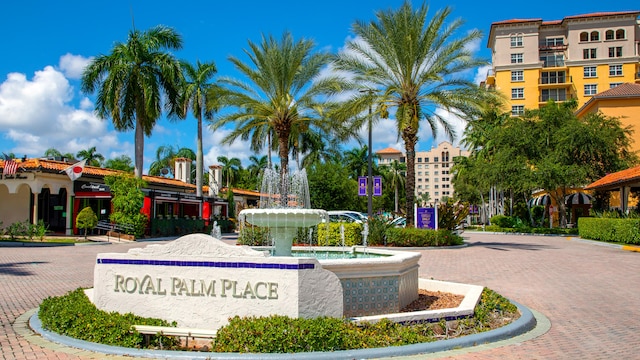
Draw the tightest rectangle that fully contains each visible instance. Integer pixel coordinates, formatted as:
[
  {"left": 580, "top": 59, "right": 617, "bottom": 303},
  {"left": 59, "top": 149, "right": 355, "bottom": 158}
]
[{"left": 578, "top": 217, "right": 640, "bottom": 245}]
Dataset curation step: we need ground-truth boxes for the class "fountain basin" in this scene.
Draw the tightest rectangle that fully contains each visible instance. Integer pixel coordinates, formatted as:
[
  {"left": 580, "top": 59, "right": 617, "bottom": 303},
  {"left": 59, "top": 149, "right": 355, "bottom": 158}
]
[{"left": 239, "top": 208, "right": 328, "bottom": 228}]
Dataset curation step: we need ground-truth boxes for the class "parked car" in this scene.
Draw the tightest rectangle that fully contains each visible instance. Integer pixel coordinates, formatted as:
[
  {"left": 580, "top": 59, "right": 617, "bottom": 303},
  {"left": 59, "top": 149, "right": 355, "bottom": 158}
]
[
  {"left": 327, "top": 211, "right": 365, "bottom": 224},
  {"left": 389, "top": 217, "right": 406, "bottom": 228}
]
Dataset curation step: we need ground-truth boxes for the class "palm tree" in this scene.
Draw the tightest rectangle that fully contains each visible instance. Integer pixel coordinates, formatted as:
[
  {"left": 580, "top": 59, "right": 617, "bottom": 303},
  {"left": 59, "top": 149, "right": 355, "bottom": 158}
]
[
  {"left": 247, "top": 155, "right": 268, "bottom": 179},
  {"left": 333, "top": 2, "right": 490, "bottom": 225},
  {"left": 181, "top": 60, "right": 217, "bottom": 198},
  {"left": 211, "top": 32, "right": 343, "bottom": 202},
  {"left": 344, "top": 146, "right": 369, "bottom": 179},
  {"left": 388, "top": 160, "right": 407, "bottom": 212},
  {"left": 217, "top": 156, "right": 242, "bottom": 188},
  {"left": 149, "top": 145, "right": 195, "bottom": 178},
  {"left": 81, "top": 25, "right": 184, "bottom": 178},
  {"left": 76, "top": 146, "right": 105, "bottom": 167},
  {"left": 43, "top": 148, "right": 75, "bottom": 161}
]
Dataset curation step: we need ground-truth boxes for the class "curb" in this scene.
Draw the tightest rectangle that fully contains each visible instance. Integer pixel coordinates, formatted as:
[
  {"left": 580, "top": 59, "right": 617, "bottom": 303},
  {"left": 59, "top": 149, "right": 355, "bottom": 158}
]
[{"left": 27, "top": 300, "right": 541, "bottom": 360}]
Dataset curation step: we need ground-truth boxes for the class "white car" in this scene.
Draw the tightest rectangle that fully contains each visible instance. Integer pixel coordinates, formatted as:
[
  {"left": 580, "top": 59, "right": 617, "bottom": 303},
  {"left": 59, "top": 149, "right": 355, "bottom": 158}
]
[{"left": 327, "top": 211, "right": 365, "bottom": 224}]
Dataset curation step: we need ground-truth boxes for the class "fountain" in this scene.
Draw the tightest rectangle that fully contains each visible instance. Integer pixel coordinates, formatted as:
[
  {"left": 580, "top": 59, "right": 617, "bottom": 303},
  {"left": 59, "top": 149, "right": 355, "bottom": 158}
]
[{"left": 87, "top": 168, "right": 482, "bottom": 334}]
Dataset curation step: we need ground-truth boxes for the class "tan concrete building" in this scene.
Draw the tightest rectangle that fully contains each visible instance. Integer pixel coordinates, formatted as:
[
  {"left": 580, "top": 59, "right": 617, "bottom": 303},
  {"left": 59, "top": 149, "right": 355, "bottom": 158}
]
[
  {"left": 482, "top": 11, "right": 640, "bottom": 116},
  {"left": 376, "top": 141, "right": 469, "bottom": 203}
]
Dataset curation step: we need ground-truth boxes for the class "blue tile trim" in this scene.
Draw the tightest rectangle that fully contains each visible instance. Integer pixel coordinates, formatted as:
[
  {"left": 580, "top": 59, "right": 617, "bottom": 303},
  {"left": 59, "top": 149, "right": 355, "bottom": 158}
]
[{"left": 96, "top": 258, "right": 314, "bottom": 270}]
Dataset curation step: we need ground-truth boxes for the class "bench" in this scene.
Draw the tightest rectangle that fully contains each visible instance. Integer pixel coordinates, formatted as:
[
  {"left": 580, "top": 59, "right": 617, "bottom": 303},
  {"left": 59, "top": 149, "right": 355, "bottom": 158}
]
[{"left": 132, "top": 325, "right": 217, "bottom": 349}]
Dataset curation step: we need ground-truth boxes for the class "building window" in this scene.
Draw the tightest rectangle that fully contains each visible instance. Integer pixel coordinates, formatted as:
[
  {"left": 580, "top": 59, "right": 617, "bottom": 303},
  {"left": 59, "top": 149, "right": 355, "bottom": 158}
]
[
  {"left": 511, "top": 88, "right": 524, "bottom": 99},
  {"left": 434, "top": 164, "right": 438, "bottom": 169},
  {"left": 424, "top": 164, "right": 429, "bottom": 169},
  {"left": 417, "top": 164, "right": 422, "bottom": 169},
  {"left": 540, "top": 54, "right": 563, "bottom": 67},
  {"left": 544, "top": 37, "right": 563, "bottom": 47},
  {"left": 605, "top": 30, "right": 614, "bottom": 40},
  {"left": 583, "top": 48, "right": 597, "bottom": 59},
  {"left": 584, "top": 84, "right": 598, "bottom": 96},
  {"left": 616, "top": 29, "right": 625, "bottom": 40},
  {"left": 511, "top": 70, "right": 524, "bottom": 82},
  {"left": 417, "top": 157, "right": 422, "bottom": 162},
  {"left": 512, "top": 105, "right": 524, "bottom": 116},
  {"left": 584, "top": 66, "right": 597, "bottom": 78},
  {"left": 590, "top": 31, "right": 599, "bottom": 41},
  {"left": 608, "top": 47, "right": 622, "bottom": 58},
  {"left": 610, "top": 83, "right": 622, "bottom": 88},
  {"left": 434, "top": 185, "right": 439, "bottom": 189},
  {"left": 541, "top": 71, "right": 565, "bottom": 84},
  {"left": 609, "top": 64, "right": 623, "bottom": 76},
  {"left": 424, "top": 157, "right": 429, "bottom": 162},
  {"left": 434, "top": 171, "right": 439, "bottom": 176},
  {"left": 417, "top": 171, "right": 422, "bottom": 176},
  {"left": 434, "top": 157, "right": 439, "bottom": 162},
  {"left": 511, "top": 53, "right": 523, "bottom": 64},
  {"left": 541, "top": 88, "right": 566, "bottom": 102},
  {"left": 510, "top": 34, "right": 523, "bottom": 47},
  {"left": 580, "top": 32, "right": 588, "bottom": 42}
]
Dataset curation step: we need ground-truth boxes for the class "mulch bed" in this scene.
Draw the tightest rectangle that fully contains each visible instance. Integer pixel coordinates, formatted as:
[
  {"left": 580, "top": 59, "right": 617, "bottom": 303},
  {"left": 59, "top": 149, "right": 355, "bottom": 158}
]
[{"left": 401, "top": 289, "right": 464, "bottom": 312}]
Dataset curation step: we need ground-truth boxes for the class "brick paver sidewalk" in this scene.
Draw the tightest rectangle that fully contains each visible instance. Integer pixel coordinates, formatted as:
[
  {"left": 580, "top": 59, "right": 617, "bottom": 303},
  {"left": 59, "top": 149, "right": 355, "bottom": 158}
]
[{"left": 1, "top": 233, "right": 638, "bottom": 359}]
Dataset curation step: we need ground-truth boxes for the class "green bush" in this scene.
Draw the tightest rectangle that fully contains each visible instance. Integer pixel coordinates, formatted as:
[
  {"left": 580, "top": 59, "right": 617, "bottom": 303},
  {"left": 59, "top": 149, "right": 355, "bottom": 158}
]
[
  {"left": 76, "top": 207, "right": 98, "bottom": 239},
  {"left": 39, "top": 288, "right": 179, "bottom": 349},
  {"left": 578, "top": 217, "right": 640, "bottom": 245},
  {"left": 237, "top": 225, "right": 272, "bottom": 246},
  {"left": 385, "top": 228, "right": 463, "bottom": 247},
  {"left": 316, "top": 222, "right": 363, "bottom": 246},
  {"left": 366, "top": 216, "right": 393, "bottom": 246},
  {"left": 490, "top": 215, "right": 516, "bottom": 228}
]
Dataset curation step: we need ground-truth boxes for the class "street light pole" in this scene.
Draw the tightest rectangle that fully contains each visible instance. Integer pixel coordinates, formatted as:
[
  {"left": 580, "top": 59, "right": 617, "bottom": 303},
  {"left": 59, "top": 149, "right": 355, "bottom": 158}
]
[{"left": 360, "top": 88, "right": 375, "bottom": 220}]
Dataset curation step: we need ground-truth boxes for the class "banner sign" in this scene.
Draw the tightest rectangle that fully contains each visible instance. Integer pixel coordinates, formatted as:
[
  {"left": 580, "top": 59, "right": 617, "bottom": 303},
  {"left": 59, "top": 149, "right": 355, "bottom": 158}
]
[
  {"left": 373, "top": 176, "right": 382, "bottom": 196},
  {"left": 416, "top": 207, "right": 436, "bottom": 229},
  {"left": 358, "top": 177, "right": 367, "bottom": 196}
]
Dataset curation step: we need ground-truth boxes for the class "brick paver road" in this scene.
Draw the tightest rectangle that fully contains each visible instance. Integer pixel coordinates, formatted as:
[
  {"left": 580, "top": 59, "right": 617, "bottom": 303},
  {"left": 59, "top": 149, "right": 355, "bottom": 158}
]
[{"left": 1, "top": 233, "right": 638, "bottom": 359}]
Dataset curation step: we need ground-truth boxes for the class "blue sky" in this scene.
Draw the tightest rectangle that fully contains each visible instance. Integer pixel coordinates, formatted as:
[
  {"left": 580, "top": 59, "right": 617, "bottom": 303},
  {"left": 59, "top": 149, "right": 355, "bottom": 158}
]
[{"left": 0, "top": 0, "right": 636, "bottom": 171}]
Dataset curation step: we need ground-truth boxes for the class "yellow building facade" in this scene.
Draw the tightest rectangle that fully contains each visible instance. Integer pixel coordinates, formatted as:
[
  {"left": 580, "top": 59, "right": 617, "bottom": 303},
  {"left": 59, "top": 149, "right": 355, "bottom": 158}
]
[{"left": 483, "top": 11, "right": 640, "bottom": 115}]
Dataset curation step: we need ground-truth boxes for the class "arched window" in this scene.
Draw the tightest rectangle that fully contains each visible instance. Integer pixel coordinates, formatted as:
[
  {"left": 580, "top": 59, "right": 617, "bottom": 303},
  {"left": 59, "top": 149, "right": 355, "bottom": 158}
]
[
  {"left": 616, "top": 29, "right": 625, "bottom": 39},
  {"left": 605, "top": 30, "right": 614, "bottom": 40},
  {"left": 590, "top": 31, "right": 599, "bottom": 41},
  {"left": 580, "top": 32, "right": 589, "bottom": 42}
]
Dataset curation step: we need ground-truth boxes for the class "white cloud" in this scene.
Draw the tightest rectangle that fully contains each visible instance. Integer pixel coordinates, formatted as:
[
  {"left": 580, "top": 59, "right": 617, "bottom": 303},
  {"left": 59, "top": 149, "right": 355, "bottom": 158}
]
[
  {"left": 58, "top": 53, "right": 92, "bottom": 80},
  {"left": 474, "top": 64, "right": 492, "bottom": 85}
]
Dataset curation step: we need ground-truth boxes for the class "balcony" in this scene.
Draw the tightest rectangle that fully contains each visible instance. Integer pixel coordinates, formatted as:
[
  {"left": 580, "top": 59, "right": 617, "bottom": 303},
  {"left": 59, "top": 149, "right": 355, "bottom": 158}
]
[
  {"left": 539, "top": 43, "right": 568, "bottom": 51},
  {"left": 538, "top": 75, "right": 572, "bottom": 88},
  {"left": 541, "top": 60, "right": 565, "bottom": 68}
]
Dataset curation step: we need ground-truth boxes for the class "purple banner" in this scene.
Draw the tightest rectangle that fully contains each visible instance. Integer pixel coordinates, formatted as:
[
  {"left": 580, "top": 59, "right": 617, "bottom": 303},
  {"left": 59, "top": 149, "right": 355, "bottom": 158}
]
[
  {"left": 358, "top": 177, "right": 367, "bottom": 196},
  {"left": 373, "top": 176, "right": 382, "bottom": 196},
  {"left": 416, "top": 207, "right": 436, "bottom": 229}
]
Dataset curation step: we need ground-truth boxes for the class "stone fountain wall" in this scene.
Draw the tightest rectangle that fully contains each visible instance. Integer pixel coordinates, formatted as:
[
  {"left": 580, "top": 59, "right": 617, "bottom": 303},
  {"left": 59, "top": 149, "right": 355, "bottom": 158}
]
[{"left": 91, "top": 234, "right": 343, "bottom": 331}]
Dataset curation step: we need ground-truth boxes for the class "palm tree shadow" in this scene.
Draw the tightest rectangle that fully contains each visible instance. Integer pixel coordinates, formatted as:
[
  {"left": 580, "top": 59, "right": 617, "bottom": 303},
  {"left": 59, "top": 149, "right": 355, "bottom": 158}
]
[
  {"left": 469, "top": 242, "right": 554, "bottom": 251},
  {"left": 0, "top": 262, "right": 47, "bottom": 276}
]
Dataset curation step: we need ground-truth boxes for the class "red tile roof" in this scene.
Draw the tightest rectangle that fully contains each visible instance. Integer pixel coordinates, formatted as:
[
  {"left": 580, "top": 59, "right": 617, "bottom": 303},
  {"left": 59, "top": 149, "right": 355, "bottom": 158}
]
[
  {"left": 492, "top": 11, "right": 639, "bottom": 27},
  {"left": 376, "top": 147, "right": 402, "bottom": 155},
  {"left": 585, "top": 165, "right": 640, "bottom": 190},
  {"left": 576, "top": 83, "right": 640, "bottom": 116},
  {"left": 1, "top": 158, "right": 209, "bottom": 192}
]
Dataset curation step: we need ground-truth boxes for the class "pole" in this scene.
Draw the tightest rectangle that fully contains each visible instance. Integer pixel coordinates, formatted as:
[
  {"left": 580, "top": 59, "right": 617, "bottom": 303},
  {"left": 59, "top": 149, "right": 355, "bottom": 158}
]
[{"left": 367, "top": 102, "right": 373, "bottom": 220}]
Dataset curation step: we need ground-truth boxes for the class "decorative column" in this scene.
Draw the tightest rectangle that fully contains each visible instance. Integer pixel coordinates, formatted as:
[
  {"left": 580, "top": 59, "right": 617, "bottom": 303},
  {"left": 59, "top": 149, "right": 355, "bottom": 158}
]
[{"left": 31, "top": 191, "right": 39, "bottom": 225}]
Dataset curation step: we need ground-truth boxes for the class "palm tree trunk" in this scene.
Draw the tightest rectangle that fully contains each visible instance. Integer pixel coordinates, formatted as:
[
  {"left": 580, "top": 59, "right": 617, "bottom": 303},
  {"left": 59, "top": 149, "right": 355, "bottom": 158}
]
[
  {"left": 394, "top": 183, "right": 399, "bottom": 213},
  {"left": 403, "top": 136, "right": 417, "bottom": 226},
  {"left": 278, "top": 134, "right": 290, "bottom": 207},
  {"left": 196, "top": 113, "right": 203, "bottom": 199},
  {"left": 134, "top": 120, "right": 145, "bottom": 178}
]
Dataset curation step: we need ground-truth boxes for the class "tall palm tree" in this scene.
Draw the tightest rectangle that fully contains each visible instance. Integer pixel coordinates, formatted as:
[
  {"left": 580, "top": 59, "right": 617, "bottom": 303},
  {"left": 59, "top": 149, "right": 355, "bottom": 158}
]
[
  {"left": 181, "top": 60, "right": 217, "bottom": 198},
  {"left": 344, "top": 146, "right": 370, "bottom": 179},
  {"left": 247, "top": 155, "right": 268, "bottom": 179},
  {"left": 217, "top": 156, "right": 242, "bottom": 188},
  {"left": 210, "top": 32, "right": 344, "bottom": 202},
  {"left": 76, "top": 146, "right": 105, "bottom": 167},
  {"left": 388, "top": 160, "right": 407, "bottom": 212},
  {"left": 333, "top": 2, "right": 490, "bottom": 225},
  {"left": 81, "top": 25, "right": 184, "bottom": 178}
]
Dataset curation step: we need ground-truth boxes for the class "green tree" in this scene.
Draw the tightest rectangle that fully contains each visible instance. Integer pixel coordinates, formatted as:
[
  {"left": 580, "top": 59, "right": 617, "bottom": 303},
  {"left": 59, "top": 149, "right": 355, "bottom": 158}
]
[
  {"left": 81, "top": 25, "right": 184, "bottom": 178},
  {"left": 103, "top": 173, "right": 148, "bottom": 237},
  {"left": 217, "top": 156, "right": 242, "bottom": 188},
  {"left": 180, "top": 60, "right": 217, "bottom": 198},
  {"left": 344, "top": 146, "right": 370, "bottom": 180},
  {"left": 333, "top": 2, "right": 490, "bottom": 226},
  {"left": 76, "top": 146, "right": 105, "bottom": 167},
  {"left": 383, "top": 160, "right": 406, "bottom": 212},
  {"left": 211, "top": 32, "right": 344, "bottom": 202},
  {"left": 104, "top": 155, "right": 134, "bottom": 172},
  {"left": 76, "top": 206, "right": 98, "bottom": 240},
  {"left": 307, "top": 161, "right": 359, "bottom": 210},
  {"left": 44, "top": 148, "right": 75, "bottom": 161}
]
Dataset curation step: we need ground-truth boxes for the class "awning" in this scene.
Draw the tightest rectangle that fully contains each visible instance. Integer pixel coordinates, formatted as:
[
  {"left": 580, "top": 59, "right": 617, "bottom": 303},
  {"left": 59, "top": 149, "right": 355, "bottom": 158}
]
[
  {"left": 529, "top": 194, "right": 551, "bottom": 207},
  {"left": 565, "top": 192, "right": 592, "bottom": 205}
]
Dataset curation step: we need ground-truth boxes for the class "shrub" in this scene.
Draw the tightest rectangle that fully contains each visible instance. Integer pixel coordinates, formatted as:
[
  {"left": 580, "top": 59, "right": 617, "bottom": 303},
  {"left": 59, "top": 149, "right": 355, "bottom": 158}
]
[
  {"left": 438, "top": 200, "right": 470, "bottom": 230},
  {"left": 366, "top": 216, "right": 393, "bottom": 246},
  {"left": 237, "top": 225, "right": 272, "bottom": 246},
  {"left": 385, "top": 228, "right": 463, "bottom": 247},
  {"left": 490, "top": 215, "right": 516, "bottom": 228},
  {"left": 316, "top": 222, "right": 363, "bottom": 246},
  {"left": 578, "top": 217, "right": 640, "bottom": 245},
  {"left": 39, "top": 288, "right": 179, "bottom": 349}
]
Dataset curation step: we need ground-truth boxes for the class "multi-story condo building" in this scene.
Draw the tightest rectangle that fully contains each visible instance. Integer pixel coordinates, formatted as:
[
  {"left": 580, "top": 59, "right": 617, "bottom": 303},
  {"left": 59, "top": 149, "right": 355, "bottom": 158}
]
[
  {"left": 376, "top": 141, "right": 469, "bottom": 203},
  {"left": 482, "top": 11, "right": 640, "bottom": 116}
]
